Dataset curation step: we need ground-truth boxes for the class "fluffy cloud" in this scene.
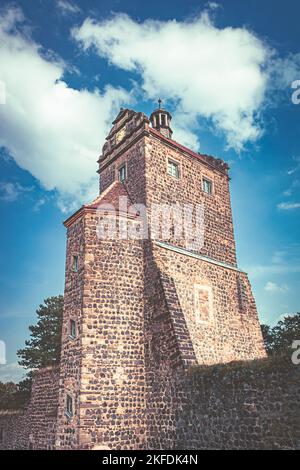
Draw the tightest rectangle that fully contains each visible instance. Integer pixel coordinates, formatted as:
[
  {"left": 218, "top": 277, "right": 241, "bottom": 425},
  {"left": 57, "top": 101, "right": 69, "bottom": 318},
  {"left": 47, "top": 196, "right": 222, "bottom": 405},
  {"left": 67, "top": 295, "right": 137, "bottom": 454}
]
[
  {"left": 0, "top": 181, "right": 33, "bottom": 202},
  {"left": 72, "top": 10, "right": 300, "bottom": 151},
  {"left": 56, "top": 0, "right": 81, "bottom": 15},
  {"left": 277, "top": 202, "right": 300, "bottom": 210},
  {"left": 265, "top": 281, "right": 289, "bottom": 293},
  {"left": 247, "top": 247, "right": 300, "bottom": 279},
  {"left": 0, "top": 7, "right": 131, "bottom": 211}
]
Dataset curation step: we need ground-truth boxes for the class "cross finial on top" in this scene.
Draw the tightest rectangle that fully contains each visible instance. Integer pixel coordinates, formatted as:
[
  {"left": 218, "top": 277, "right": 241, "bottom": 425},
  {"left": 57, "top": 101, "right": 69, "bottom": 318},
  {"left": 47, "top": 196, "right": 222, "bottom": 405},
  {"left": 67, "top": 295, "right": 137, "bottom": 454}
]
[{"left": 158, "top": 98, "right": 162, "bottom": 109}]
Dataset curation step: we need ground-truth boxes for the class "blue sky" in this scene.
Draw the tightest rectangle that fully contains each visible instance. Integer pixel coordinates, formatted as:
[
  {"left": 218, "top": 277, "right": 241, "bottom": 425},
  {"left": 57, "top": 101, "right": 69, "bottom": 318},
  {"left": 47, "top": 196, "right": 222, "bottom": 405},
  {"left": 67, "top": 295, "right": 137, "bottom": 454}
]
[{"left": 0, "top": 0, "right": 299, "bottom": 381}]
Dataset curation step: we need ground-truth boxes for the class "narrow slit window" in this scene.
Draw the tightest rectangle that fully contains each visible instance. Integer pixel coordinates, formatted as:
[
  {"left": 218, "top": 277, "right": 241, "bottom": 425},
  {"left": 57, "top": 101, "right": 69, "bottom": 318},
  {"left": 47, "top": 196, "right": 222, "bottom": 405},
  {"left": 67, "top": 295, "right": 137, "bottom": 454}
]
[
  {"left": 168, "top": 159, "right": 180, "bottom": 179},
  {"left": 70, "top": 319, "right": 76, "bottom": 338},
  {"left": 202, "top": 178, "right": 213, "bottom": 195},
  {"left": 0, "top": 428, "right": 3, "bottom": 444},
  {"left": 66, "top": 395, "right": 73, "bottom": 418},
  {"left": 72, "top": 255, "right": 78, "bottom": 272},
  {"left": 119, "top": 164, "right": 126, "bottom": 182}
]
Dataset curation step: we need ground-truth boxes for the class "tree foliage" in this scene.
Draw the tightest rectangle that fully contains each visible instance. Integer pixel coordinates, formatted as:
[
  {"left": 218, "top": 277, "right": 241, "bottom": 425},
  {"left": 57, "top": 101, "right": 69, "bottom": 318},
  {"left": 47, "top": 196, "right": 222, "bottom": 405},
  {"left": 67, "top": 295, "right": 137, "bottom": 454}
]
[
  {"left": 0, "top": 379, "right": 31, "bottom": 410},
  {"left": 261, "top": 312, "right": 300, "bottom": 356},
  {"left": 17, "top": 295, "right": 64, "bottom": 370},
  {"left": 0, "top": 296, "right": 63, "bottom": 410}
]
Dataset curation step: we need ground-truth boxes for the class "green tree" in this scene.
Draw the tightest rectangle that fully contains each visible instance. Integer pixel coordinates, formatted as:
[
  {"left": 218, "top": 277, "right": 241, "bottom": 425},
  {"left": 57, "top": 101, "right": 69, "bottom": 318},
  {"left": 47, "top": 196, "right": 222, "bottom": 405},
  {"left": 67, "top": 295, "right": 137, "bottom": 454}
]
[
  {"left": 17, "top": 295, "right": 64, "bottom": 370},
  {"left": 0, "top": 296, "right": 63, "bottom": 410},
  {"left": 0, "top": 380, "right": 30, "bottom": 410},
  {"left": 261, "top": 312, "right": 300, "bottom": 356}
]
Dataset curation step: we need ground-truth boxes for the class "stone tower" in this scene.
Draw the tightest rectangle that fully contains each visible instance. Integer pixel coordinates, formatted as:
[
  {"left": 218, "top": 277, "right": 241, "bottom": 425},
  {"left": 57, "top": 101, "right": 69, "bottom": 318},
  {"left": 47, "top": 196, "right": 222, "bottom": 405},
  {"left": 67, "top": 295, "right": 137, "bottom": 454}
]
[{"left": 55, "top": 106, "right": 266, "bottom": 450}]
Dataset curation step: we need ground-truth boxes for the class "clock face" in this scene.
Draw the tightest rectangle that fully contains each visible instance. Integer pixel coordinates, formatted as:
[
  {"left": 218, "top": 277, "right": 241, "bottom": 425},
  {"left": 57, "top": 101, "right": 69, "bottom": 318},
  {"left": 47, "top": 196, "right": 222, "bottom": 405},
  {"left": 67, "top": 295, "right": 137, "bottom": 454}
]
[{"left": 115, "top": 125, "right": 126, "bottom": 144}]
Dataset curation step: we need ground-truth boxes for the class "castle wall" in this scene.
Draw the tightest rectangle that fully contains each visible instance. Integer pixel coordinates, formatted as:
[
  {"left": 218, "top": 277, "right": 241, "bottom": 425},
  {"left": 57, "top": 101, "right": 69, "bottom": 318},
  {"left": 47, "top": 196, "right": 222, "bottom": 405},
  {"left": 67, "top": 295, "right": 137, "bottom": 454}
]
[
  {"left": 100, "top": 136, "right": 147, "bottom": 206},
  {"left": 143, "top": 240, "right": 266, "bottom": 450},
  {"left": 151, "top": 243, "right": 266, "bottom": 365},
  {"left": 57, "top": 209, "right": 147, "bottom": 450},
  {"left": 144, "top": 134, "right": 237, "bottom": 266},
  {"left": 78, "top": 213, "right": 147, "bottom": 450},
  {"left": 143, "top": 240, "right": 186, "bottom": 450},
  {"left": 174, "top": 357, "right": 300, "bottom": 450},
  {"left": 144, "top": 356, "right": 300, "bottom": 450},
  {"left": 0, "top": 366, "right": 59, "bottom": 450},
  {"left": 56, "top": 215, "right": 86, "bottom": 449}
]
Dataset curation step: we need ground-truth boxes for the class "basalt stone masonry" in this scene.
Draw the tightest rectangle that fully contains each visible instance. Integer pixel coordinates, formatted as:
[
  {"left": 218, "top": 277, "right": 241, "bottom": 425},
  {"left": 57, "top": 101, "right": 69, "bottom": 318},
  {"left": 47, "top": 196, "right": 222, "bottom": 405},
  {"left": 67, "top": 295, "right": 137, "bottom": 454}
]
[
  {"left": 175, "top": 357, "right": 300, "bottom": 450},
  {"left": 1, "top": 106, "right": 298, "bottom": 450},
  {"left": 0, "top": 366, "right": 59, "bottom": 450}
]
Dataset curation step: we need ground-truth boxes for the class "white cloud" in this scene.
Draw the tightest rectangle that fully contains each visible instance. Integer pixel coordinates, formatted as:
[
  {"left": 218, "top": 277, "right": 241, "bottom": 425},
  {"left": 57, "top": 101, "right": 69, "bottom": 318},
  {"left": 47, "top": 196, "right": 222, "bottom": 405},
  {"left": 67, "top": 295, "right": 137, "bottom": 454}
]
[
  {"left": 0, "top": 362, "right": 26, "bottom": 383},
  {"left": 282, "top": 179, "right": 299, "bottom": 197},
  {"left": 277, "top": 202, "right": 300, "bottom": 210},
  {"left": 0, "top": 181, "right": 33, "bottom": 202},
  {"left": 248, "top": 263, "right": 300, "bottom": 278},
  {"left": 0, "top": 7, "right": 131, "bottom": 211},
  {"left": 72, "top": 11, "right": 300, "bottom": 152},
  {"left": 265, "top": 281, "right": 289, "bottom": 293},
  {"left": 206, "top": 2, "right": 221, "bottom": 10},
  {"left": 247, "top": 247, "right": 300, "bottom": 279},
  {"left": 287, "top": 156, "right": 300, "bottom": 175},
  {"left": 56, "top": 0, "right": 80, "bottom": 15},
  {"left": 33, "top": 197, "right": 47, "bottom": 212}
]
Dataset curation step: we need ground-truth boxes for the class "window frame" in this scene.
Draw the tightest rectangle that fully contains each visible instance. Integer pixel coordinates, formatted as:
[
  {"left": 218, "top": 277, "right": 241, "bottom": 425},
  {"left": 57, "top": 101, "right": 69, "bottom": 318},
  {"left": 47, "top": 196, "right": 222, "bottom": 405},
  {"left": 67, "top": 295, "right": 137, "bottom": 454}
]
[
  {"left": 167, "top": 158, "right": 180, "bottom": 179},
  {"left": 194, "top": 284, "right": 214, "bottom": 324},
  {"left": 65, "top": 394, "right": 73, "bottom": 419},
  {"left": 72, "top": 255, "right": 78, "bottom": 273},
  {"left": 202, "top": 177, "right": 213, "bottom": 195},
  {"left": 69, "top": 319, "right": 77, "bottom": 339},
  {"left": 118, "top": 163, "right": 127, "bottom": 182}
]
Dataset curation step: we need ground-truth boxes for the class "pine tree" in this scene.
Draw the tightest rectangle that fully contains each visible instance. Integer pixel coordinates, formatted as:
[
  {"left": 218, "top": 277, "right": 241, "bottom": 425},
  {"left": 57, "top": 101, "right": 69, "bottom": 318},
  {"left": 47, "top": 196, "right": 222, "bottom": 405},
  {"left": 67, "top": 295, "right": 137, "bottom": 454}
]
[{"left": 17, "top": 295, "right": 64, "bottom": 370}]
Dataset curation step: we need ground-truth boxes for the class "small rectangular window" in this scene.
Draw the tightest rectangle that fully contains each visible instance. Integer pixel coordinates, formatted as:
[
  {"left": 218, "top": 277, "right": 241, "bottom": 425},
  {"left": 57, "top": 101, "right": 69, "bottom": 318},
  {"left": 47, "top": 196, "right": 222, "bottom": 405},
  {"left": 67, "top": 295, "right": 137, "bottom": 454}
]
[
  {"left": 72, "top": 255, "right": 78, "bottom": 272},
  {"left": 118, "top": 164, "right": 126, "bottom": 182},
  {"left": 66, "top": 395, "right": 73, "bottom": 418},
  {"left": 202, "top": 178, "right": 213, "bottom": 195},
  {"left": 168, "top": 159, "right": 180, "bottom": 179},
  {"left": 70, "top": 319, "right": 76, "bottom": 338}
]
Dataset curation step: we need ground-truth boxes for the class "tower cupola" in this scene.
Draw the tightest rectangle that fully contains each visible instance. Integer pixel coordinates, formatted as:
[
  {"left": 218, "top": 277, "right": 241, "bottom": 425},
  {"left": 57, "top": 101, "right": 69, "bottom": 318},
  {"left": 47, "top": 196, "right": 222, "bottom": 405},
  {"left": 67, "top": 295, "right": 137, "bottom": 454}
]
[{"left": 150, "top": 99, "right": 173, "bottom": 139}]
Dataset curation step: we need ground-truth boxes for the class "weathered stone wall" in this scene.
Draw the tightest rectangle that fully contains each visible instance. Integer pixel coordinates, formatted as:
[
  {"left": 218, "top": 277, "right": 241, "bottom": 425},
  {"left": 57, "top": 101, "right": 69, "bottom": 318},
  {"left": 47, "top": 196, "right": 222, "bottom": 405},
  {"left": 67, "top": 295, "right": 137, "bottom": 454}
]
[
  {"left": 144, "top": 132, "right": 237, "bottom": 266},
  {"left": 77, "top": 214, "right": 147, "bottom": 450},
  {"left": 175, "top": 357, "right": 300, "bottom": 450},
  {"left": 56, "top": 215, "right": 85, "bottom": 449},
  {"left": 0, "top": 366, "right": 59, "bottom": 450},
  {"left": 0, "top": 411, "right": 26, "bottom": 450},
  {"left": 57, "top": 206, "right": 148, "bottom": 450},
  {"left": 151, "top": 243, "right": 266, "bottom": 365},
  {"left": 143, "top": 241, "right": 266, "bottom": 450}
]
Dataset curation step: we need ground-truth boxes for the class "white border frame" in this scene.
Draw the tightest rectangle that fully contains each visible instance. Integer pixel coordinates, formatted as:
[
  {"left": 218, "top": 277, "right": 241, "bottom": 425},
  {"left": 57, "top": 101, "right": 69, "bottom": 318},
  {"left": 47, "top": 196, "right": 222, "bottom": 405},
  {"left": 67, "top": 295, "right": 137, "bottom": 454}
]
[{"left": 194, "top": 284, "right": 214, "bottom": 324}]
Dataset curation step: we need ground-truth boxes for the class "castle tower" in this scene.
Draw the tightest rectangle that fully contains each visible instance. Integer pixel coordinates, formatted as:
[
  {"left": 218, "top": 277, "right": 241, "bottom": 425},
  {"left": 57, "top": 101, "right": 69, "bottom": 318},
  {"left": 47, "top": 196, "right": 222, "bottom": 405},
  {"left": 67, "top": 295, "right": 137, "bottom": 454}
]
[
  {"left": 56, "top": 105, "right": 266, "bottom": 450},
  {"left": 149, "top": 99, "right": 173, "bottom": 139}
]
